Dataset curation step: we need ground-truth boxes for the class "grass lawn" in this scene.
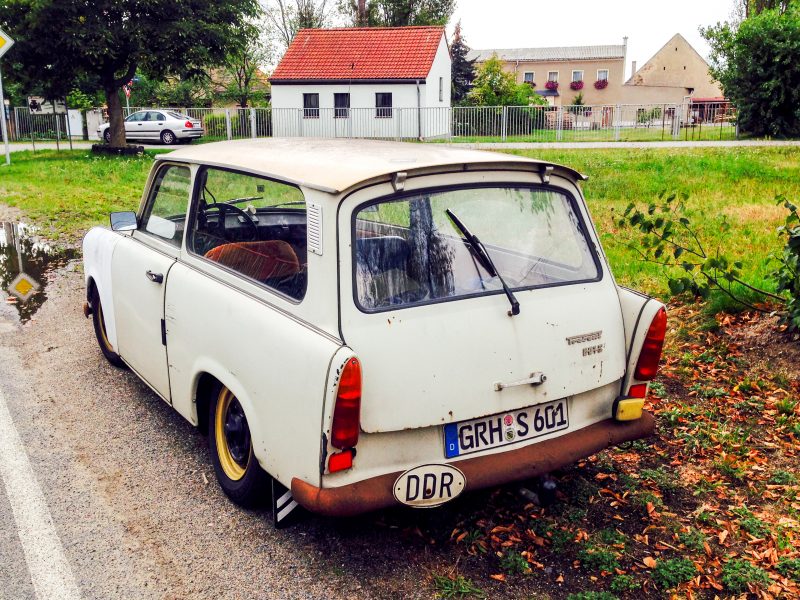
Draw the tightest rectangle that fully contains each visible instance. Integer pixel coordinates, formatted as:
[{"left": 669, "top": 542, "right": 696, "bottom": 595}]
[
  {"left": 1, "top": 146, "right": 797, "bottom": 306},
  {"left": 447, "top": 124, "right": 738, "bottom": 144}
]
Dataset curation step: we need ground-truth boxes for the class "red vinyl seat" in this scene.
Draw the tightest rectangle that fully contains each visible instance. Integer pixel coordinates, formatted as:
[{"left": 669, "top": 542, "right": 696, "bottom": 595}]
[{"left": 205, "top": 240, "right": 301, "bottom": 281}]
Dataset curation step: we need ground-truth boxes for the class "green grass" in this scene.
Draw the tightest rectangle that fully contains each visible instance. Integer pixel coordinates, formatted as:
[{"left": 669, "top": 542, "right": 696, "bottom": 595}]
[
  {"left": 447, "top": 124, "right": 738, "bottom": 144},
  {"left": 503, "top": 146, "right": 800, "bottom": 299},
  {"left": 1, "top": 147, "right": 798, "bottom": 308}
]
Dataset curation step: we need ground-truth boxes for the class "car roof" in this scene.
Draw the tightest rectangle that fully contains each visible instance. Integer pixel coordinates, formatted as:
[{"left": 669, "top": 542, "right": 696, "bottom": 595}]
[{"left": 157, "top": 138, "right": 586, "bottom": 194}]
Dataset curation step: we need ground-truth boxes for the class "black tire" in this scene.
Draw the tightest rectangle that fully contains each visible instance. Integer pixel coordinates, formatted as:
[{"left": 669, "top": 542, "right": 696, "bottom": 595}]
[
  {"left": 160, "top": 129, "right": 177, "bottom": 145},
  {"left": 90, "top": 288, "right": 125, "bottom": 368},
  {"left": 103, "top": 129, "right": 112, "bottom": 143},
  {"left": 208, "top": 383, "right": 269, "bottom": 507}
]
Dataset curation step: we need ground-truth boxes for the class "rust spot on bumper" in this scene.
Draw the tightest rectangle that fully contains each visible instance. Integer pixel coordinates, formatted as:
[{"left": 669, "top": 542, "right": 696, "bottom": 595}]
[{"left": 292, "top": 411, "right": 656, "bottom": 517}]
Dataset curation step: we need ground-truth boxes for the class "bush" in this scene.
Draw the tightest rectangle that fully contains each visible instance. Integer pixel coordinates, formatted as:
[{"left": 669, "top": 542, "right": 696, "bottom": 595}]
[
  {"left": 702, "top": 5, "right": 800, "bottom": 138},
  {"left": 721, "top": 559, "right": 771, "bottom": 593},
  {"left": 774, "top": 197, "right": 800, "bottom": 330},
  {"left": 652, "top": 557, "right": 696, "bottom": 589}
]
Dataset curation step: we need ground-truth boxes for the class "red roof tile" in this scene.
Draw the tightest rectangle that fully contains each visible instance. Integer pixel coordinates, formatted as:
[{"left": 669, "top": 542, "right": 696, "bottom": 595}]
[{"left": 270, "top": 26, "right": 446, "bottom": 82}]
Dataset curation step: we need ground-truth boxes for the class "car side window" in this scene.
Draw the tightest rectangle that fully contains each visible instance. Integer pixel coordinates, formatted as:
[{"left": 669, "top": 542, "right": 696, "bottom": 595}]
[
  {"left": 126, "top": 112, "right": 144, "bottom": 122},
  {"left": 140, "top": 165, "right": 191, "bottom": 247},
  {"left": 189, "top": 168, "right": 308, "bottom": 301}
]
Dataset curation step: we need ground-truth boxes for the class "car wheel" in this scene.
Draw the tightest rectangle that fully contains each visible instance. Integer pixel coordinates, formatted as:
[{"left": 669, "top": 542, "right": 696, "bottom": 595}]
[
  {"left": 160, "top": 130, "right": 176, "bottom": 145},
  {"left": 208, "top": 384, "right": 269, "bottom": 507},
  {"left": 91, "top": 288, "right": 125, "bottom": 368},
  {"left": 103, "top": 129, "right": 111, "bottom": 143}
]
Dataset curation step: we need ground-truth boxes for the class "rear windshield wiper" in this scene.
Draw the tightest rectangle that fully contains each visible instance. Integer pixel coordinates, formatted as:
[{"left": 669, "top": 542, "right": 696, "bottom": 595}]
[{"left": 445, "top": 209, "right": 520, "bottom": 316}]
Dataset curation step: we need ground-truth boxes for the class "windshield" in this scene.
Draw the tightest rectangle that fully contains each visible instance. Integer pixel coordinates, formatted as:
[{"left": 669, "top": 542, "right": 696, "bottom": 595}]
[{"left": 353, "top": 185, "right": 600, "bottom": 311}]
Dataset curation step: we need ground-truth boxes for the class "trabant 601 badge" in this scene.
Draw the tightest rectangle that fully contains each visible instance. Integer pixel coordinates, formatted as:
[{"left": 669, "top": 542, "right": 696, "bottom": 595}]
[{"left": 566, "top": 330, "right": 603, "bottom": 345}]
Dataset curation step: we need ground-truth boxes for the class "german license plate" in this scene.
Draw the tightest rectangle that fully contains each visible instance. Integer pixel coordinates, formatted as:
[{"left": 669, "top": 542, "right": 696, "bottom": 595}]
[{"left": 443, "top": 398, "right": 569, "bottom": 458}]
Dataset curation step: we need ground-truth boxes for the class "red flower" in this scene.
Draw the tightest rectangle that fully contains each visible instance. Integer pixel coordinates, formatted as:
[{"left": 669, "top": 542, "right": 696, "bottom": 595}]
[
  {"left": 545, "top": 80, "right": 559, "bottom": 90},
  {"left": 594, "top": 79, "right": 609, "bottom": 90},
  {"left": 570, "top": 80, "right": 584, "bottom": 91}
]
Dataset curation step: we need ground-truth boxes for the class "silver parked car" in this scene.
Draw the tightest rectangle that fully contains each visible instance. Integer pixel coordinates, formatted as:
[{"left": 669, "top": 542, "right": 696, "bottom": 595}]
[{"left": 98, "top": 110, "right": 204, "bottom": 145}]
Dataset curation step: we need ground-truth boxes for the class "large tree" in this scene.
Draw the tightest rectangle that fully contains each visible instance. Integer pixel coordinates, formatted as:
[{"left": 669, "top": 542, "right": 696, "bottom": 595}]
[
  {"left": 264, "top": 0, "right": 331, "bottom": 49},
  {"left": 702, "top": 2, "right": 800, "bottom": 137},
  {"left": 0, "top": 0, "right": 259, "bottom": 146},
  {"left": 337, "top": 0, "right": 455, "bottom": 26},
  {"left": 450, "top": 21, "right": 475, "bottom": 105},
  {"left": 218, "top": 29, "right": 273, "bottom": 108}
]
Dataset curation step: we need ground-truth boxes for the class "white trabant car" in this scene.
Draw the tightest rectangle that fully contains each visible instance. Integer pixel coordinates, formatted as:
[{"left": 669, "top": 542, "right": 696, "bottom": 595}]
[{"left": 82, "top": 139, "right": 665, "bottom": 523}]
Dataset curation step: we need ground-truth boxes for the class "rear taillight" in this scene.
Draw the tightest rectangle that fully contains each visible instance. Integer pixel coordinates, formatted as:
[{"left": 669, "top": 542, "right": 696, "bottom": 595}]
[
  {"left": 634, "top": 307, "right": 667, "bottom": 380},
  {"left": 331, "top": 357, "right": 361, "bottom": 449},
  {"left": 185, "top": 120, "right": 193, "bottom": 128}
]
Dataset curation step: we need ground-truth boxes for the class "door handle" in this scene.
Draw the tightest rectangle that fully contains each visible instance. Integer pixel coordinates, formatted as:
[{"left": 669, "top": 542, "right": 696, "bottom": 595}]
[{"left": 146, "top": 270, "right": 164, "bottom": 283}]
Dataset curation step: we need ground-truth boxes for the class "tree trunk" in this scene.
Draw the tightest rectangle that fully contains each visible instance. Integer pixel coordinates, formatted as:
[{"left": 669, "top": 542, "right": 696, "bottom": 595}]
[
  {"left": 357, "top": 0, "right": 366, "bottom": 25},
  {"left": 104, "top": 86, "right": 126, "bottom": 147}
]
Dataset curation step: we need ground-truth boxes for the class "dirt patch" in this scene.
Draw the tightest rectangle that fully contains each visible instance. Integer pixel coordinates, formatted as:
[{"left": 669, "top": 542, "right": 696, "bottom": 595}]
[
  {"left": 722, "top": 203, "right": 786, "bottom": 224},
  {"left": 723, "top": 311, "right": 800, "bottom": 383}
]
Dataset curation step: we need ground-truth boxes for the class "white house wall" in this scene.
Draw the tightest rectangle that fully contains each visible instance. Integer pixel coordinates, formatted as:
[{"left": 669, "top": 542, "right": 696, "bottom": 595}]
[{"left": 425, "top": 36, "right": 452, "bottom": 110}]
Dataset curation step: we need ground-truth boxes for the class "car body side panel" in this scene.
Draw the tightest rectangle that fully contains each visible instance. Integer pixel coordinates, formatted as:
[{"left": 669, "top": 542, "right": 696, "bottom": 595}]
[
  {"left": 617, "top": 287, "right": 666, "bottom": 391},
  {"left": 164, "top": 262, "right": 342, "bottom": 488},
  {"left": 82, "top": 227, "right": 125, "bottom": 351}
]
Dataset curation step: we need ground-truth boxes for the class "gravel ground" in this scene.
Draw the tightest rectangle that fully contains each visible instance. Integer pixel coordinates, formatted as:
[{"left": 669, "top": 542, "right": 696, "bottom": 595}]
[{"left": 0, "top": 264, "right": 462, "bottom": 599}]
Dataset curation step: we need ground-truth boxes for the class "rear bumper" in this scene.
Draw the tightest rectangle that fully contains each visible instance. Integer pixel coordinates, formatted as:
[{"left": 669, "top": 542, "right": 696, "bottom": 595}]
[{"left": 292, "top": 411, "right": 655, "bottom": 517}]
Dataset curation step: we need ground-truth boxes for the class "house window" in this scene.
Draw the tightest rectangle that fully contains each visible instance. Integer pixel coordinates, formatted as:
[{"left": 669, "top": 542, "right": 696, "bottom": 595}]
[
  {"left": 523, "top": 72, "right": 535, "bottom": 84},
  {"left": 376, "top": 93, "right": 392, "bottom": 118},
  {"left": 547, "top": 71, "right": 559, "bottom": 82},
  {"left": 303, "top": 93, "right": 319, "bottom": 119},
  {"left": 571, "top": 70, "right": 584, "bottom": 82},
  {"left": 597, "top": 69, "right": 609, "bottom": 81},
  {"left": 334, "top": 93, "right": 350, "bottom": 118},
  {"left": 439, "top": 77, "right": 443, "bottom": 102}
]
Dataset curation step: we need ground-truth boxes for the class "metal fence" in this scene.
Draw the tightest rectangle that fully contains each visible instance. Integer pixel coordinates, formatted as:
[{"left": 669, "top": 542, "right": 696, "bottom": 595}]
[{"left": 9, "top": 101, "right": 737, "bottom": 144}]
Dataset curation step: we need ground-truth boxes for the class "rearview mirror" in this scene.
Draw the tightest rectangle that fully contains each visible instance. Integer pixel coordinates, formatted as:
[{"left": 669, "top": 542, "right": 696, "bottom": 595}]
[{"left": 110, "top": 211, "right": 138, "bottom": 232}]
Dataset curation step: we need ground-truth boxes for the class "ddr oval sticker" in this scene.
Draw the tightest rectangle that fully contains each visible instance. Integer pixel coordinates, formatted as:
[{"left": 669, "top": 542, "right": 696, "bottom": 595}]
[{"left": 393, "top": 464, "right": 465, "bottom": 508}]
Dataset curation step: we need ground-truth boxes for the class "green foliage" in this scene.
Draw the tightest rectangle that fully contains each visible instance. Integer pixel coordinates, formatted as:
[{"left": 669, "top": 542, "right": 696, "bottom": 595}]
[
  {"left": 776, "top": 557, "right": 800, "bottom": 581},
  {"left": 702, "top": 5, "right": 800, "bottom": 137},
  {"left": 450, "top": 21, "right": 475, "bottom": 105},
  {"left": 577, "top": 547, "right": 620, "bottom": 573},
  {"left": 66, "top": 89, "right": 102, "bottom": 111},
  {"left": 338, "top": 0, "right": 454, "bottom": 26},
  {"left": 617, "top": 191, "right": 788, "bottom": 313},
  {"left": 773, "top": 197, "right": 800, "bottom": 330},
  {"left": 637, "top": 106, "right": 663, "bottom": 124},
  {"left": 127, "top": 74, "right": 213, "bottom": 108},
  {"left": 721, "top": 559, "right": 771, "bottom": 593},
  {"left": 652, "top": 557, "right": 696, "bottom": 589},
  {"left": 769, "top": 469, "right": 798, "bottom": 485},
  {"left": 566, "top": 593, "right": 618, "bottom": 600},
  {"left": 609, "top": 574, "right": 640, "bottom": 593},
  {"left": 732, "top": 506, "right": 771, "bottom": 537},
  {"left": 432, "top": 574, "right": 484, "bottom": 598},
  {"left": 467, "top": 55, "right": 545, "bottom": 107},
  {"left": 499, "top": 551, "right": 531, "bottom": 575}
]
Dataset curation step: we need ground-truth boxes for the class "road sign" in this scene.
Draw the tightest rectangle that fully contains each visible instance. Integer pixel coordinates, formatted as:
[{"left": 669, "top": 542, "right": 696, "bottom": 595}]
[
  {"left": 8, "top": 273, "right": 40, "bottom": 303},
  {"left": 0, "top": 28, "right": 13, "bottom": 59}
]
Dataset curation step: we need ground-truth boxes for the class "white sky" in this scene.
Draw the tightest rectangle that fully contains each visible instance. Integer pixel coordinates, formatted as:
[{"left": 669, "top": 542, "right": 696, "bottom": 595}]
[{"left": 450, "top": 0, "right": 735, "bottom": 79}]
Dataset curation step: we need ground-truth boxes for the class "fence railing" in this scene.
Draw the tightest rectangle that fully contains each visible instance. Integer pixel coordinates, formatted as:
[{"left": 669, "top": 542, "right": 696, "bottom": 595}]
[{"left": 9, "top": 101, "right": 737, "bottom": 144}]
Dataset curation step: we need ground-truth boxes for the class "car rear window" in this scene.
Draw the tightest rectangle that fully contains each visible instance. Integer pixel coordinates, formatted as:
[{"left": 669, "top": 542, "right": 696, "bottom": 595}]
[{"left": 353, "top": 185, "right": 600, "bottom": 311}]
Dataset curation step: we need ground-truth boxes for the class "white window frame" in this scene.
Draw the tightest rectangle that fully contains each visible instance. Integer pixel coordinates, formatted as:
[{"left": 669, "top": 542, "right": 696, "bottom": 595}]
[
  {"left": 547, "top": 71, "right": 559, "bottom": 82},
  {"left": 571, "top": 70, "right": 584, "bottom": 83},
  {"left": 523, "top": 71, "right": 535, "bottom": 83},
  {"left": 439, "top": 77, "right": 443, "bottom": 102},
  {"left": 597, "top": 69, "right": 609, "bottom": 81}
]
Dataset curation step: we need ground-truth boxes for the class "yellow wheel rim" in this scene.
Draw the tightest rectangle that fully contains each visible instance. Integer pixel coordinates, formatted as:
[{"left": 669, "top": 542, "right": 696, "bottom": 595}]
[
  {"left": 214, "top": 387, "right": 251, "bottom": 481},
  {"left": 96, "top": 301, "right": 113, "bottom": 351}
]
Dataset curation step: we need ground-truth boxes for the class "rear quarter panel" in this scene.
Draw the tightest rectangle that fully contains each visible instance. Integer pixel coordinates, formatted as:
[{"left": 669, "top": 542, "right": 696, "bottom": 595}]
[{"left": 164, "top": 262, "right": 343, "bottom": 488}]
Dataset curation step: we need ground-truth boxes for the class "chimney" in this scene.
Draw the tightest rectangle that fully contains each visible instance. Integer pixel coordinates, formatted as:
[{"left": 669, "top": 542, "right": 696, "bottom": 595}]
[
  {"left": 622, "top": 36, "right": 629, "bottom": 84},
  {"left": 631, "top": 60, "right": 637, "bottom": 75}
]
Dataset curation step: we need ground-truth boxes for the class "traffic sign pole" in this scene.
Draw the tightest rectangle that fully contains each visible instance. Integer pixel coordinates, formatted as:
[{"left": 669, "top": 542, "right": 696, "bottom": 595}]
[{"left": 0, "top": 66, "right": 10, "bottom": 166}]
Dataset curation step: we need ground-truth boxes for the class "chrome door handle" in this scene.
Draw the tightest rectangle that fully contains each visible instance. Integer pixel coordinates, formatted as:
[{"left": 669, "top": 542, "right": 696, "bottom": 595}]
[{"left": 146, "top": 270, "right": 164, "bottom": 283}]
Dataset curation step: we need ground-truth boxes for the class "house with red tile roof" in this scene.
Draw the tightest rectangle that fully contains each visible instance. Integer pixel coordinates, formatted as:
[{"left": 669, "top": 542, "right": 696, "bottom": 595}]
[{"left": 270, "top": 27, "right": 451, "bottom": 139}]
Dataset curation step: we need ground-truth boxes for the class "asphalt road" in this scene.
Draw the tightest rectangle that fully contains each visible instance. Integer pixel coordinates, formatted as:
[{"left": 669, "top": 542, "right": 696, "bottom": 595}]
[{"left": 0, "top": 264, "right": 473, "bottom": 600}]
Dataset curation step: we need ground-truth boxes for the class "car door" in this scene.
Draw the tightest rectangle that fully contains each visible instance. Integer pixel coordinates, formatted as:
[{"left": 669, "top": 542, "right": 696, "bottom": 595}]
[
  {"left": 143, "top": 111, "right": 166, "bottom": 141},
  {"left": 125, "top": 111, "right": 146, "bottom": 140},
  {"left": 112, "top": 163, "right": 192, "bottom": 401}
]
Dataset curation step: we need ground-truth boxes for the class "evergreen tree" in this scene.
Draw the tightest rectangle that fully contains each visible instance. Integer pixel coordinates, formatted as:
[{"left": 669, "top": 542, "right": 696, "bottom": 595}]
[{"left": 450, "top": 21, "right": 475, "bottom": 105}]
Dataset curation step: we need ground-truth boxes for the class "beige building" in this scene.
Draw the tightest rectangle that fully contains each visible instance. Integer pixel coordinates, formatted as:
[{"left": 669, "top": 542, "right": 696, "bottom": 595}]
[
  {"left": 469, "top": 42, "right": 627, "bottom": 106},
  {"left": 624, "top": 33, "right": 724, "bottom": 103},
  {"left": 470, "top": 34, "right": 724, "bottom": 107}
]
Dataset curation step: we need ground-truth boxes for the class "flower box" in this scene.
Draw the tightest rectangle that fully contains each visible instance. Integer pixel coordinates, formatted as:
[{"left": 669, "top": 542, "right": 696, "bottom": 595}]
[
  {"left": 594, "top": 79, "right": 609, "bottom": 90},
  {"left": 569, "top": 80, "right": 584, "bottom": 91}
]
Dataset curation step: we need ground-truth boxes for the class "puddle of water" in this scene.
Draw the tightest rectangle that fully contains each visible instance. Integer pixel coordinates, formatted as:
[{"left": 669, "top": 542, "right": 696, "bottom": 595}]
[{"left": 0, "top": 222, "right": 79, "bottom": 323}]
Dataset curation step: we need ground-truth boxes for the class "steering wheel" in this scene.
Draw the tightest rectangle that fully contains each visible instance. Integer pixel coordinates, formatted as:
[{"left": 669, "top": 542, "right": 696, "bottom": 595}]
[{"left": 205, "top": 202, "right": 258, "bottom": 241}]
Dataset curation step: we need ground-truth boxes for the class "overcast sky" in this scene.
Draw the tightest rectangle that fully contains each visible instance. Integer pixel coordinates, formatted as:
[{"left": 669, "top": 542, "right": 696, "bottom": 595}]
[{"left": 450, "top": 0, "right": 735, "bottom": 79}]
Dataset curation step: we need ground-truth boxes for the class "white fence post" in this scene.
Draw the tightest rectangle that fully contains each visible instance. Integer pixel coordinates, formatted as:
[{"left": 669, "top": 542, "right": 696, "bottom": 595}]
[
  {"left": 225, "top": 109, "right": 232, "bottom": 140},
  {"left": 250, "top": 107, "right": 257, "bottom": 139},
  {"left": 614, "top": 105, "right": 621, "bottom": 141},
  {"left": 501, "top": 106, "right": 507, "bottom": 141},
  {"left": 556, "top": 107, "right": 563, "bottom": 142}
]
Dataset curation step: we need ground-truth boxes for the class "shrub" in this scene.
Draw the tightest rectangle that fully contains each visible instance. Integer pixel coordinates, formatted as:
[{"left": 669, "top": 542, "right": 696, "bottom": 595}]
[
  {"left": 773, "top": 197, "right": 800, "bottom": 330},
  {"left": 721, "top": 559, "right": 771, "bottom": 593},
  {"left": 609, "top": 574, "right": 640, "bottom": 593},
  {"left": 577, "top": 548, "right": 620, "bottom": 573},
  {"left": 652, "top": 557, "right": 696, "bottom": 589}
]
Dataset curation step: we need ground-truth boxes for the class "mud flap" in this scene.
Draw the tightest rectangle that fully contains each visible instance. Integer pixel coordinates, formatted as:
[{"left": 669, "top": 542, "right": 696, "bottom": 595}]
[{"left": 272, "top": 477, "right": 303, "bottom": 529}]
